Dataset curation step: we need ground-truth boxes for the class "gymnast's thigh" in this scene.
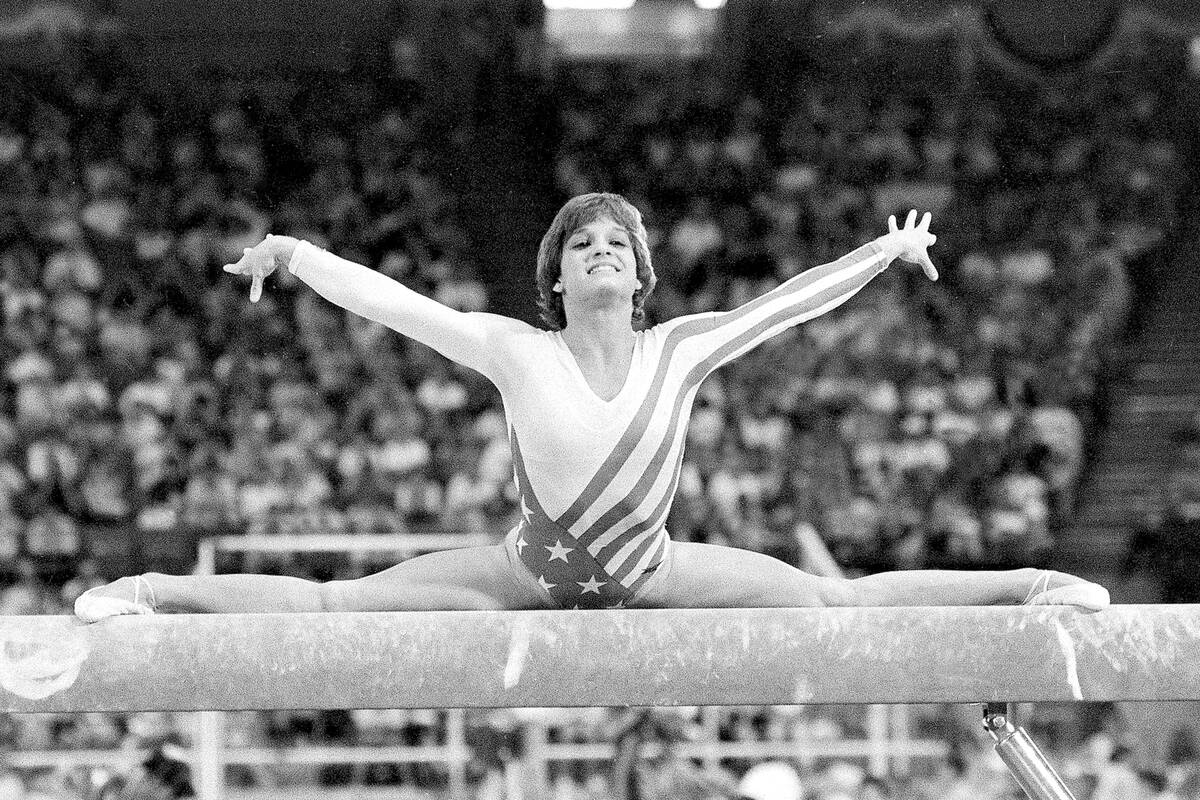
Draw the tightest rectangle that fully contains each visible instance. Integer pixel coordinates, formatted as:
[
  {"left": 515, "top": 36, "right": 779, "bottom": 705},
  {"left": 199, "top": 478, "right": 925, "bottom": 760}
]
[
  {"left": 323, "top": 544, "right": 553, "bottom": 611},
  {"left": 632, "top": 542, "right": 850, "bottom": 609}
]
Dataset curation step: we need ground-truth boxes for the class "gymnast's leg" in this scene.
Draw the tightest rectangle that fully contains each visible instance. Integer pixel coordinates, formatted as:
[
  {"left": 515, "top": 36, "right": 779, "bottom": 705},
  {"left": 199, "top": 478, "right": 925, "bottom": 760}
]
[
  {"left": 633, "top": 542, "right": 1108, "bottom": 609},
  {"left": 75, "top": 545, "right": 546, "bottom": 621}
]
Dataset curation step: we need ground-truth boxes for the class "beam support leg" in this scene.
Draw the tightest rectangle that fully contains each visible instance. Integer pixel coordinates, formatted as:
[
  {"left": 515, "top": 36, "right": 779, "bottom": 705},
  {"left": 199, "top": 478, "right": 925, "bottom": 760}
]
[
  {"left": 195, "top": 710, "right": 225, "bottom": 800},
  {"left": 983, "top": 703, "right": 1075, "bottom": 800}
]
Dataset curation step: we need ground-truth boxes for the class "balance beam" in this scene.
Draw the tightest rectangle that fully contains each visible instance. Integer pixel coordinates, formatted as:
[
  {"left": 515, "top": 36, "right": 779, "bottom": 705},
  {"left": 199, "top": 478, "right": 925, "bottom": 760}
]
[{"left": 1, "top": 605, "right": 1197, "bottom": 712}]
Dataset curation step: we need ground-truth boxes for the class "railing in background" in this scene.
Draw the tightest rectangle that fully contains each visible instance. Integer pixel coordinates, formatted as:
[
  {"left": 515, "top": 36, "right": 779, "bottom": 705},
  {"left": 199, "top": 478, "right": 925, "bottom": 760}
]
[{"left": 194, "top": 533, "right": 493, "bottom": 800}]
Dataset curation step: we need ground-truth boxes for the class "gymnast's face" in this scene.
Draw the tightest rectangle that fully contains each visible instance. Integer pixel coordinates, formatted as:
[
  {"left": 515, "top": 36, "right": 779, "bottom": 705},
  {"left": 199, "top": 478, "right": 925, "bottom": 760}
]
[{"left": 556, "top": 217, "right": 640, "bottom": 306}]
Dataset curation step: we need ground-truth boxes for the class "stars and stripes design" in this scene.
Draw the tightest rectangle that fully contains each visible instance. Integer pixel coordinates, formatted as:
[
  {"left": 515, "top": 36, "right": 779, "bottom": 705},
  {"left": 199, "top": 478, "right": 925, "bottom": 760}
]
[
  {"left": 509, "top": 436, "right": 660, "bottom": 609},
  {"left": 512, "top": 518, "right": 652, "bottom": 609},
  {"left": 502, "top": 243, "right": 888, "bottom": 610}
]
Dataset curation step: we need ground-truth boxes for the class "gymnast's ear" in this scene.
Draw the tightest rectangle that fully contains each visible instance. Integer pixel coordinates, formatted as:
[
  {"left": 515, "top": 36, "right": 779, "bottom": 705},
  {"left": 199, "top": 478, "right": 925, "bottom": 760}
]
[{"left": 553, "top": 280, "right": 563, "bottom": 293}]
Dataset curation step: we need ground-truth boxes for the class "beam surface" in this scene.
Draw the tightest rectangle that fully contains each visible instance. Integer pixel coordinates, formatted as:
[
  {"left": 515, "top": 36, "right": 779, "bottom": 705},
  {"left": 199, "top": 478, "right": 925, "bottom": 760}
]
[{"left": 0, "top": 605, "right": 1198, "bottom": 712}]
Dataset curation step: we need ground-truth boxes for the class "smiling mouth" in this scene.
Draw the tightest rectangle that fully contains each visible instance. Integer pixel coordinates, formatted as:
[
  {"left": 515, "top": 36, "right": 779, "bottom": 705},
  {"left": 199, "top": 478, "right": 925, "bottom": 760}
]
[{"left": 588, "top": 264, "right": 620, "bottom": 274}]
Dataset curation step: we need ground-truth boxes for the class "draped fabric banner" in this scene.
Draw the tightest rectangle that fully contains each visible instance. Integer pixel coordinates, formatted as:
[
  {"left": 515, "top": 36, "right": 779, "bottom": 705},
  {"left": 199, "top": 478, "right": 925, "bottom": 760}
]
[
  {"left": 0, "top": 1, "right": 90, "bottom": 41},
  {"left": 802, "top": 1, "right": 1190, "bottom": 78},
  {"left": 3, "top": 1, "right": 1195, "bottom": 78},
  {"left": 724, "top": 0, "right": 1193, "bottom": 97},
  {"left": 0, "top": 1, "right": 96, "bottom": 65}
]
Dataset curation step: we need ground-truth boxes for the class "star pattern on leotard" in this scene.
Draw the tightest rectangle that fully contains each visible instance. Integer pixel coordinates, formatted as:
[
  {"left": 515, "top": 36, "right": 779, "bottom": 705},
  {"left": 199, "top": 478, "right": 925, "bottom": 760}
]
[
  {"left": 577, "top": 575, "right": 606, "bottom": 595},
  {"left": 515, "top": 517, "right": 637, "bottom": 609},
  {"left": 545, "top": 540, "right": 573, "bottom": 563}
]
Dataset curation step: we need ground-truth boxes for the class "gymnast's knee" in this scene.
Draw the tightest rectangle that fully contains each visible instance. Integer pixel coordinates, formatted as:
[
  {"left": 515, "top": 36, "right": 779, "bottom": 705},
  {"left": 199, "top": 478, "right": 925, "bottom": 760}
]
[
  {"left": 817, "top": 577, "right": 859, "bottom": 608},
  {"left": 317, "top": 580, "right": 345, "bottom": 613}
]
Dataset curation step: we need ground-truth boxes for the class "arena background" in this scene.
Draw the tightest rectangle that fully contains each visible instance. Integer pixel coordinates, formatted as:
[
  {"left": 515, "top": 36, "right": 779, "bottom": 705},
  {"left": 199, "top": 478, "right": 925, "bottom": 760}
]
[{"left": 1, "top": 0, "right": 1200, "bottom": 798}]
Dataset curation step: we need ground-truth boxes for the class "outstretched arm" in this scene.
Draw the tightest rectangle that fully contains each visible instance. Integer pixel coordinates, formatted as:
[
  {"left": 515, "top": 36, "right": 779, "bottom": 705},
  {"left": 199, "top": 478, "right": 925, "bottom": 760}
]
[
  {"left": 223, "top": 235, "right": 530, "bottom": 375},
  {"left": 750, "top": 208, "right": 938, "bottom": 323},
  {"left": 672, "top": 210, "right": 938, "bottom": 377}
]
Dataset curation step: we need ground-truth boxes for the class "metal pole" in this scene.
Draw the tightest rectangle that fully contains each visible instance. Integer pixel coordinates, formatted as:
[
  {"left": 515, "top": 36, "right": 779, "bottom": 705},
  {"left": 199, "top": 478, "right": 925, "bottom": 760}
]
[
  {"left": 445, "top": 709, "right": 468, "bottom": 798},
  {"left": 193, "top": 542, "right": 223, "bottom": 800},
  {"left": 866, "top": 704, "right": 889, "bottom": 777},
  {"left": 982, "top": 703, "right": 1075, "bottom": 800},
  {"left": 891, "top": 704, "right": 913, "bottom": 777},
  {"left": 195, "top": 710, "right": 225, "bottom": 800}
]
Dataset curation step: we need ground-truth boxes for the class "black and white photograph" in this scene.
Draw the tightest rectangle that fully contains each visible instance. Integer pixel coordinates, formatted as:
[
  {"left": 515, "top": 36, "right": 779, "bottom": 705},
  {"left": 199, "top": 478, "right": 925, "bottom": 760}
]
[{"left": 1, "top": 0, "right": 1199, "bottom": 798}]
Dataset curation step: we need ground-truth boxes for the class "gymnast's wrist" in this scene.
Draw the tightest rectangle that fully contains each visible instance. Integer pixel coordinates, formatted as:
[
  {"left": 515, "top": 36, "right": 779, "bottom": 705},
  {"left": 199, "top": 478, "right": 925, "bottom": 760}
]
[
  {"left": 285, "top": 237, "right": 317, "bottom": 280},
  {"left": 261, "top": 234, "right": 302, "bottom": 276},
  {"left": 873, "top": 232, "right": 903, "bottom": 264}
]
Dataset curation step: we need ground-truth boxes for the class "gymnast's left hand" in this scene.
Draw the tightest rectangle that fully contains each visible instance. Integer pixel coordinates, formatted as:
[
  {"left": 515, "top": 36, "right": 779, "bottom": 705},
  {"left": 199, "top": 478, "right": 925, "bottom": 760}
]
[{"left": 879, "top": 209, "right": 938, "bottom": 281}]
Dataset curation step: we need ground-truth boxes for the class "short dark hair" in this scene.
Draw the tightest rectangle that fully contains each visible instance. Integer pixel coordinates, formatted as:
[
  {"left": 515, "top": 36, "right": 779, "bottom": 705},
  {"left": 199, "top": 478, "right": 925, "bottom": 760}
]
[{"left": 534, "top": 193, "right": 656, "bottom": 330}]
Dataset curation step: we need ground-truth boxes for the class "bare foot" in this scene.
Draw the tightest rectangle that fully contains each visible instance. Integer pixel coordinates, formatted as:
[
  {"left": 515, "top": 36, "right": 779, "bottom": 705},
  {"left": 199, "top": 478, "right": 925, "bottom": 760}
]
[
  {"left": 74, "top": 576, "right": 157, "bottom": 623},
  {"left": 1023, "top": 570, "right": 1110, "bottom": 611}
]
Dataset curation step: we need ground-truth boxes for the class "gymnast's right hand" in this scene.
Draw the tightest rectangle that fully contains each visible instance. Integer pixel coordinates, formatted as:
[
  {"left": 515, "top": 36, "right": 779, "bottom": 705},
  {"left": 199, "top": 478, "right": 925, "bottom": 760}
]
[{"left": 222, "top": 234, "right": 298, "bottom": 303}]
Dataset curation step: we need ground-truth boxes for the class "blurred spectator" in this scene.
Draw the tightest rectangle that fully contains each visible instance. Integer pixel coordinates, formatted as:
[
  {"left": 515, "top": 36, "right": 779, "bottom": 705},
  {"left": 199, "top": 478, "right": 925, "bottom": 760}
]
[
  {"left": 738, "top": 761, "right": 803, "bottom": 800},
  {"left": 1123, "top": 484, "right": 1200, "bottom": 603},
  {"left": 0, "top": 559, "right": 51, "bottom": 614}
]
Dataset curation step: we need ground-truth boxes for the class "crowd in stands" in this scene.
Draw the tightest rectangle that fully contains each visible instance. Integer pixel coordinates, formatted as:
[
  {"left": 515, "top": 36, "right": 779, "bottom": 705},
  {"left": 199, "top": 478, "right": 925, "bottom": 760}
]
[
  {"left": 1123, "top": 414, "right": 1200, "bottom": 603},
  {"left": 555, "top": 56, "right": 1182, "bottom": 571},
  {"left": 0, "top": 8, "right": 1197, "bottom": 800},
  {"left": 0, "top": 19, "right": 506, "bottom": 594}
]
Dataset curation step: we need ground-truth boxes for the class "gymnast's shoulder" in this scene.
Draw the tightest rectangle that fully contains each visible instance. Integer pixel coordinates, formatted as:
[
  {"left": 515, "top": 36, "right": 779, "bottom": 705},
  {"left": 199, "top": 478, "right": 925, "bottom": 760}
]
[{"left": 463, "top": 312, "right": 554, "bottom": 357}]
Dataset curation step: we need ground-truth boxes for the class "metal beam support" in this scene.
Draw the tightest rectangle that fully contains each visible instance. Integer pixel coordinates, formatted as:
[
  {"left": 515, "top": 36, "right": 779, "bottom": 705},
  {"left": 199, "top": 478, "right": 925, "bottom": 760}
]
[{"left": 984, "top": 703, "right": 1076, "bottom": 800}]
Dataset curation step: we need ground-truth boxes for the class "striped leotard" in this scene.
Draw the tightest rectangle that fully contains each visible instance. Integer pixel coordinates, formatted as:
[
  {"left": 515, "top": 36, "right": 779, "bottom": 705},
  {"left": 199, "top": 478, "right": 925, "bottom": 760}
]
[
  {"left": 489, "top": 243, "right": 889, "bottom": 608},
  {"left": 288, "top": 238, "right": 889, "bottom": 609}
]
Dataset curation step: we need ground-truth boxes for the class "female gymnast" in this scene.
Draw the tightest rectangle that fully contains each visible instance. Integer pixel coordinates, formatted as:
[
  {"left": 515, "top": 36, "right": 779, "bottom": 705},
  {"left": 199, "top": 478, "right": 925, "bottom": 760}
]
[{"left": 76, "top": 193, "right": 1109, "bottom": 620}]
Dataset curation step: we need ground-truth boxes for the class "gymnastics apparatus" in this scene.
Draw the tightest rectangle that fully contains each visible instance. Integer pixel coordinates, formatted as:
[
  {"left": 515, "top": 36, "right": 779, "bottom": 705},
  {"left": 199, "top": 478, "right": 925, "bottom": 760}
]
[{"left": 2, "top": 604, "right": 1199, "bottom": 799}]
